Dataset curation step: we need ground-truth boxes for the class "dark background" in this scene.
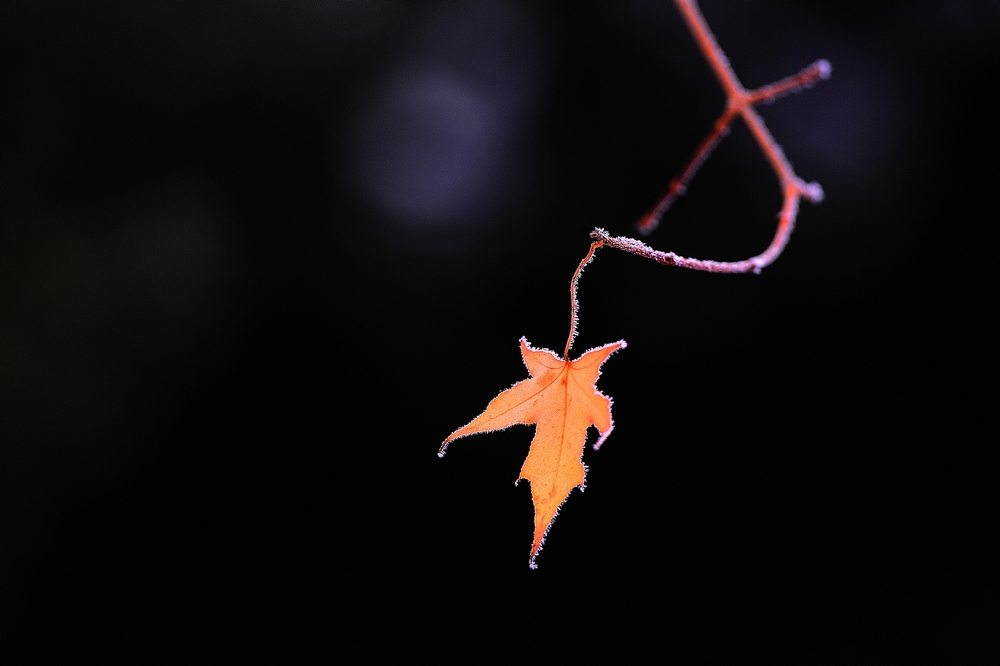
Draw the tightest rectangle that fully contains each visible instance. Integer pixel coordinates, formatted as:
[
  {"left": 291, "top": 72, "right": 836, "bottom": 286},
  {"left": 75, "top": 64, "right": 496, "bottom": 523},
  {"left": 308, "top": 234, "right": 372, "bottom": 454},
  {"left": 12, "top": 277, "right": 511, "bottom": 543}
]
[{"left": 1, "top": 0, "right": 996, "bottom": 659}]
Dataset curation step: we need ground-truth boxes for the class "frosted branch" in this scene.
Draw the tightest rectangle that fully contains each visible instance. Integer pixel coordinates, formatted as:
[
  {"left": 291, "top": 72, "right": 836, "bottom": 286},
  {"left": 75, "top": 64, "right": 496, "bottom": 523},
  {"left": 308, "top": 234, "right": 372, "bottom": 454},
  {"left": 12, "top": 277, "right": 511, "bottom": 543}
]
[{"left": 629, "top": 0, "right": 830, "bottom": 274}]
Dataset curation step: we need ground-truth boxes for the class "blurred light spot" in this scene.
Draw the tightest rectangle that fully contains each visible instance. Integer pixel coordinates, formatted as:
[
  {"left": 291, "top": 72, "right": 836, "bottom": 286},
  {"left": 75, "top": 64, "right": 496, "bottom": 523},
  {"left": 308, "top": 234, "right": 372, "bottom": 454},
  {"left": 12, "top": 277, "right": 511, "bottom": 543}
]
[
  {"left": 347, "top": 0, "right": 547, "bottom": 229},
  {"left": 353, "top": 69, "right": 500, "bottom": 224}
]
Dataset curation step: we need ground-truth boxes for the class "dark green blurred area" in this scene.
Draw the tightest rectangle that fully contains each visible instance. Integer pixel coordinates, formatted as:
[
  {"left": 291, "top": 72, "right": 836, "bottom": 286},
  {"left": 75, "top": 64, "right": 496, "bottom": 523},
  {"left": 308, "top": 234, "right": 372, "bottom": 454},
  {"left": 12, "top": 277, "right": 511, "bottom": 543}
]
[{"left": 1, "top": 0, "right": 997, "bottom": 660}]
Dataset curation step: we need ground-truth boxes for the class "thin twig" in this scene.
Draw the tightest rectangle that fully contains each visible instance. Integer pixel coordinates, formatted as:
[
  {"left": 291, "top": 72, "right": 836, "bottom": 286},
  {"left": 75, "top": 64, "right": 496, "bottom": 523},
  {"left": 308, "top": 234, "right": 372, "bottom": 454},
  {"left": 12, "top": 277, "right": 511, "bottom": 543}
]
[
  {"left": 596, "top": 184, "right": 800, "bottom": 274},
  {"left": 746, "top": 59, "right": 832, "bottom": 106},
  {"left": 637, "top": 106, "right": 738, "bottom": 234}
]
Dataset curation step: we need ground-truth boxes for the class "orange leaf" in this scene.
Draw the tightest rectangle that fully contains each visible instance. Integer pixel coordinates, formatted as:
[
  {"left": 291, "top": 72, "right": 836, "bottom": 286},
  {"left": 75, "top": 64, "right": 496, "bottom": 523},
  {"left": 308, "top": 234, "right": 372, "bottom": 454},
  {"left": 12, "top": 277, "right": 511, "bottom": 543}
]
[{"left": 440, "top": 336, "right": 625, "bottom": 568}]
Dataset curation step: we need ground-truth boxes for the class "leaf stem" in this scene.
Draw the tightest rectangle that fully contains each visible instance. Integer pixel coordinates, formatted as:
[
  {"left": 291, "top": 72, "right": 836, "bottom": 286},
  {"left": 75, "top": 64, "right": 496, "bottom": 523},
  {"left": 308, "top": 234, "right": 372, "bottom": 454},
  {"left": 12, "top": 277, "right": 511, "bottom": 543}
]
[{"left": 565, "top": 239, "right": 604, "bottom": 359}]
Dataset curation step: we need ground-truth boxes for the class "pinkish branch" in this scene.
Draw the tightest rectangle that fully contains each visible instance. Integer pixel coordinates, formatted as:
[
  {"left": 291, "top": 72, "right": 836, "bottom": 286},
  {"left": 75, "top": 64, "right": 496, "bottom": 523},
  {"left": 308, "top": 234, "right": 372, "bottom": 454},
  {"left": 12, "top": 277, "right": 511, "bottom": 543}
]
[
  {"left": 628, "top": 0, "right": 829, "bottom": 277},
  {"left": 564, "top": 0, "right": 830, "bottom": 355},
  {"left": 593, "top": 183, "right": 800, "bottom": 275}
]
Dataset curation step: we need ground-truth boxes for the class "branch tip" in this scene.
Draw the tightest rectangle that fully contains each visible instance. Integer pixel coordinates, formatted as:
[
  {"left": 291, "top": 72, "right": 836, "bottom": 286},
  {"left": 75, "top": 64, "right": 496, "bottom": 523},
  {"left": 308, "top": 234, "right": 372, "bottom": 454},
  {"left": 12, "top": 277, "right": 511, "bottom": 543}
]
[{"left": 800, "top": 180, "right": 825, "bottom": 204}]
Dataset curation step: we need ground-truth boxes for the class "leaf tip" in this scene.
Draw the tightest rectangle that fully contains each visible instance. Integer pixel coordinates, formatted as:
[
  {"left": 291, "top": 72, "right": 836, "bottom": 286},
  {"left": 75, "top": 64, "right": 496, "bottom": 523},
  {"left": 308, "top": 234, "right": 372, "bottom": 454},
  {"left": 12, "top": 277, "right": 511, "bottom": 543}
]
[
  {"left": 592, "top": 426, "right": 613, "bottom": 451},
  {"left": 528, "top": 541, "right": 543, "bottom": 569}
]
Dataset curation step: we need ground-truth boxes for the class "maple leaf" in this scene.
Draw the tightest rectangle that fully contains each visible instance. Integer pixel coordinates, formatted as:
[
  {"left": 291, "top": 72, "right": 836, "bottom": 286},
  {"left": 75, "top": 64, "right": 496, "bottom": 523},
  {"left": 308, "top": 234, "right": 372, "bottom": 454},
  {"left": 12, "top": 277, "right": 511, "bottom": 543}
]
[{"left": 440, "top": 336, "right": 625, "bottom": 568}]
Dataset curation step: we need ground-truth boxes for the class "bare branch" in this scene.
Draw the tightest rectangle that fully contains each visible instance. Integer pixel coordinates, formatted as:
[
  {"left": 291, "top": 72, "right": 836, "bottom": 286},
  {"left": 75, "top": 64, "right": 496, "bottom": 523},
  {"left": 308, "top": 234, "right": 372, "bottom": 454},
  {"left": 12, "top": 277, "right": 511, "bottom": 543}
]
[
  {"left": 630, "top": 0, "right": 830, "bottom": 271},
  {"left": 566, "top": 0, "right": 829, "bottom": 353}
]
